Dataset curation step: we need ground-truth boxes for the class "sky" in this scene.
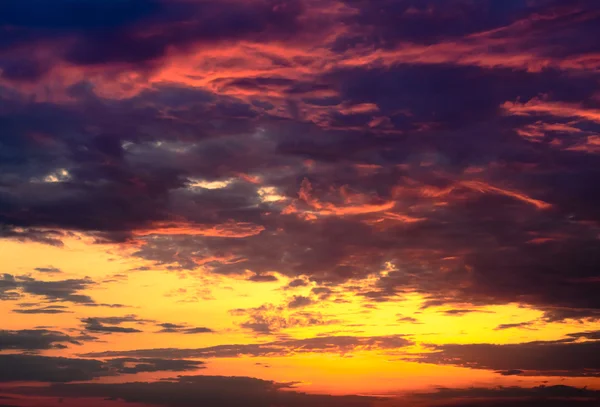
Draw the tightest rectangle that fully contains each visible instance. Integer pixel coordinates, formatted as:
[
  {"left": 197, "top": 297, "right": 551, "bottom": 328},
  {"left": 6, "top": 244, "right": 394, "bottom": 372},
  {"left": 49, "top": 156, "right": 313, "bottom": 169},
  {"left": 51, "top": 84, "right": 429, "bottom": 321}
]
[{"left": 1, "top": 0, "right": 600, "bottom": 406}]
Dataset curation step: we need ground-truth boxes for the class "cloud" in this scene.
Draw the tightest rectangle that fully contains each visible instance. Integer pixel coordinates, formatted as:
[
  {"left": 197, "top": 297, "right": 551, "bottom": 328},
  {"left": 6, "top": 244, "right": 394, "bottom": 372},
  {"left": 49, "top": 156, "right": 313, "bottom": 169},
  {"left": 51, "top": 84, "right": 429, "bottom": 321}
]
[
  {"left": 494, "top": 321, "right": 535, "bottom": 331},
  {"left": 0, "top": 329, "right": 79, "bottom": 350},
  {"left": 106, "top": 358, "right": 205, "bottom": 374},
  {"left": 82, "top": 334, "right": 412, "bottom": 359},
  {"left": 0, "top": 354, "right": 206, "bottom": 383},
  {"left": 12, "top": 305, "right": 72, "bottom": 314},
  {"left": 0, "top": 0, "right": 307, "bottom": 74},
  {"left": 412, "top": 337, "right": 600, "bottom": 377},
  {"left": 396, "top": 315, "right": 421, "bottom": 324},
  {"left": 231, "top": 303, "right": 337, "bottom": 334},
  {"left": 156, "top": 323, "right": 214, "bottom": 335},
  {"left": 0, "top": 274, "right": 20, "bottom": 300},
  {"left": 288, "top": 295, "right": 314, "bottom": 309},
  {"left": 0, "top": 355, "right": 108, "bottom": 383},
  {"left": 414, "top": 384, "right": 600, "bottom": 406},
  {"left": 0, "top": 3, "right": 599, "bottom": 405},
  {"left": 2, "top": 276, "right": 128, "bottom": 309},
  {"left": 247, "top": 273, "right": 279, "bottom": 283},
  {"left": 503, "top": 98, "right": 600, "bottom": 124},
  {"left": 76, "top": 316, "right": 214, "bottom": 335},
  {"left": 497, "top": 369, "right": 525, "bottom": 376},
  {"left": 81, "top": 318, "right": 143, "bottom": 334},
  {"left": 18, "top": 276, "right": 96, "bottom": 304},
  {"left": 34, "top": 266, "right": 63, "bottom": 274},
  {"left": 287, "top": 278, "right": 309, "bottom": 288},
  {"left": 13, "top": 374, "right": 377, "bottom": 407},
  {"left": 132, "top": 221, "right": 265, "bottom": 239},
  {"left": 0, "top": 227, "right": 66, "bottom": 247},
  {"left": 81, "top": 315, "right": 152, "bottom": 325},
  {"left": 441, "top": 309, "right": 492, "bottom": 316},
  {"left": 0, "top": 274, "right": 96, "bottom": 304},
  {"left": 3, "top": 377, "right": 599, "bottom": 407},
  {"left": 567, "top": 330, "right": 600, "bottom": 341},
  {"left": 0, "top": 0, "right": 599, "bottom": 328}
]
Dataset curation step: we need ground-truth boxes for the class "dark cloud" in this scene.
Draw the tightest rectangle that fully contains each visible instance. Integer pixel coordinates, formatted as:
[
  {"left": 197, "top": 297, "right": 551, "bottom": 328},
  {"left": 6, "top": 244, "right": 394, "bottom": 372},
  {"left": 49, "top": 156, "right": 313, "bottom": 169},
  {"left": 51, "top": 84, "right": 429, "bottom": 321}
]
[
  {"left": 231, "top": 303, "right": 336, "bottom": 334},
  {"left": 0, "top": 0, "right": 162, "bottom": 31},
  {"left": 1, "top": 275, "right": 128, "bottom": 308},
  {"left": 156, "top": 323, "right": 214, "bottom": 335},
  {"left": 76, "top": 316, "right": 213, "bottom": 335},
  {"left": 441, "top": 309, "right": 491, "bottom": 316},
  {"left": 0, "top": 274, "right": 19, "bottom": 300},
  {"left": 84, "top": 302, "right": 129, "bottom": 309},
  {"left": 494, "top": 321, "right": 535, "bottom": 330},
  {"left": 413, "top": 338, "right": 600, "bottom": 377},
  {"left": 0, "top": 354, "right": 108, "bottom": 383},
  {"left": 0, "top": 0, "right": 598, "bottom": 330},
  {"left": 81, "top": 315, "right": 152, "bottom": 325},
  {"left": 541, "top": 307, "right": 600, "bottom": 323},
  {"left": 0, "top": 274, "right": 96, "bottom": 304},
  {"left": 12, "top": 305, "right": 71, "bottom": 314},
  {"left": 17, "top": 374, "right": 377, "bottom": 407},
  {"left": 183, "top": 327, "right": 214, "bottom": 334},
  {"left": 81, "top": 318, "right": 143, "bottom": 334},
  {"left": 0, "top": 329, "right": 79, "bottom": 350},
  {"left": 334, "top": 0, "right": 537, "bottom": 48},
  {"left": 106, "top": 358, "right": 205, "bottom": 374},
  {"left": 82, "top": 334, "right": 412, "bottom": 359},
  {"left": 431, "top": 401, "right": 600, "bottom": 407},
  {"left": 34, "top": 266, "right": 62, "bottom": 274},
  {"left": 1, "top": 3, "right": 599, "bottom": 406},
  {"left": 288, "top": 295, "right": 314, "bottom": 309},
  {"left": 18, "top": 276, "right": 96, "bottom": 304},
  {"left": 567, "top": 330, "right": 600, "bottom": 341},
  {"left": 247, "top": 273, "right": 279, "bottom": 283},
  {"left": 5, "top": 378, "right": 600, "bottom": 407},
  {"left": 0, "top": 354, "right": 207, "bottom": 383},
  {"left": 0, "top": 0, "right": 307, "bottom": 71},
  {"left": 287, "top": 278, "right": 309, "bottom": 288},
  {"left": 311, "top": 287, "right": 333, "bottom": 299},
  {"left": 0, "top": 227, "right": 66, "bottom": 247},
  {"left": 396, "top": 315, "right": 421, "bottom": 324},
  {"left": 415, "top": 384, "right": 600, "bottom": 406},
  {"left": 68, "top": 1, "right": 305, "bottom": 66},
  {"left": 497, "top": 369, "right": 525, "bottom": 376}
]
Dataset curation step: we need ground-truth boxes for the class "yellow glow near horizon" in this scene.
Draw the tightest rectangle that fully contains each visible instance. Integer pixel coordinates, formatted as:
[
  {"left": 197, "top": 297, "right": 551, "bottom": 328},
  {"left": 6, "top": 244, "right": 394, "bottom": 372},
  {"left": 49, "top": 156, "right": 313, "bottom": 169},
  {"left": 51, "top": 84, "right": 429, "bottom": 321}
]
[{"left": 2, "top": 235, "right": 599, "bottom": 395}]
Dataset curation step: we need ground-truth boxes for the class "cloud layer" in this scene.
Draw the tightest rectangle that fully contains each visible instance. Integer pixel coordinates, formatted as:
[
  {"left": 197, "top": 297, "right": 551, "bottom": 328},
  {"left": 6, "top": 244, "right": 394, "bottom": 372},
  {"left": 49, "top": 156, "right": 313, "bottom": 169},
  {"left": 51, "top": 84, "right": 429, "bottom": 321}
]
[{"left": 1, "top": 1, "right": 600, "bottom": 406}]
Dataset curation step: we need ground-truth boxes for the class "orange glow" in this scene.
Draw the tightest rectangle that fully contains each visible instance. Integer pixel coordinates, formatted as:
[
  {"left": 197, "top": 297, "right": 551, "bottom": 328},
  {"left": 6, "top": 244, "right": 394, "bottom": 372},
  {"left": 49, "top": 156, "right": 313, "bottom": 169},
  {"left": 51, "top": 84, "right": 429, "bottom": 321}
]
[{"left": 133, "top": 221, "right": 265, "bottom": 238}]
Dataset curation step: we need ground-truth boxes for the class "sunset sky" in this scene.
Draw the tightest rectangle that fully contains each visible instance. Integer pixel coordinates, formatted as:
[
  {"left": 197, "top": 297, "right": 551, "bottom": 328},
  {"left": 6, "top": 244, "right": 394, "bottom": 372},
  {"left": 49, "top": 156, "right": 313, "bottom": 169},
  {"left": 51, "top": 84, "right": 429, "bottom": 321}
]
[{"left": 1, "top": 1, "right": 600, "bottom": 406}]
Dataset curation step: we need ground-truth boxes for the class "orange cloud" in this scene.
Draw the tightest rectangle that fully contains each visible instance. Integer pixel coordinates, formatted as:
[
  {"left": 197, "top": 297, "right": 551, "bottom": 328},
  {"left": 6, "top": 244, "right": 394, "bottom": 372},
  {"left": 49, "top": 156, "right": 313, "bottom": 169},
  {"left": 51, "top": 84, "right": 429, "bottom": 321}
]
[
  {"left": 503, "top": 98, "right": 600, "bottom": 124},
  {"left": 133, "top": 221, "right": 265, "bottom": 238},
  {"left": 566, "top": 135, "right": 600, "bottom": 154},
  {"left": 515, "top": 121, "right": 584, "bottom": 141},
  {"left": 459, "top": 180, "right": 552, "bottom": 210},
  {"left": 292, "top": 178, "right": 396, "bottom": 217}
]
